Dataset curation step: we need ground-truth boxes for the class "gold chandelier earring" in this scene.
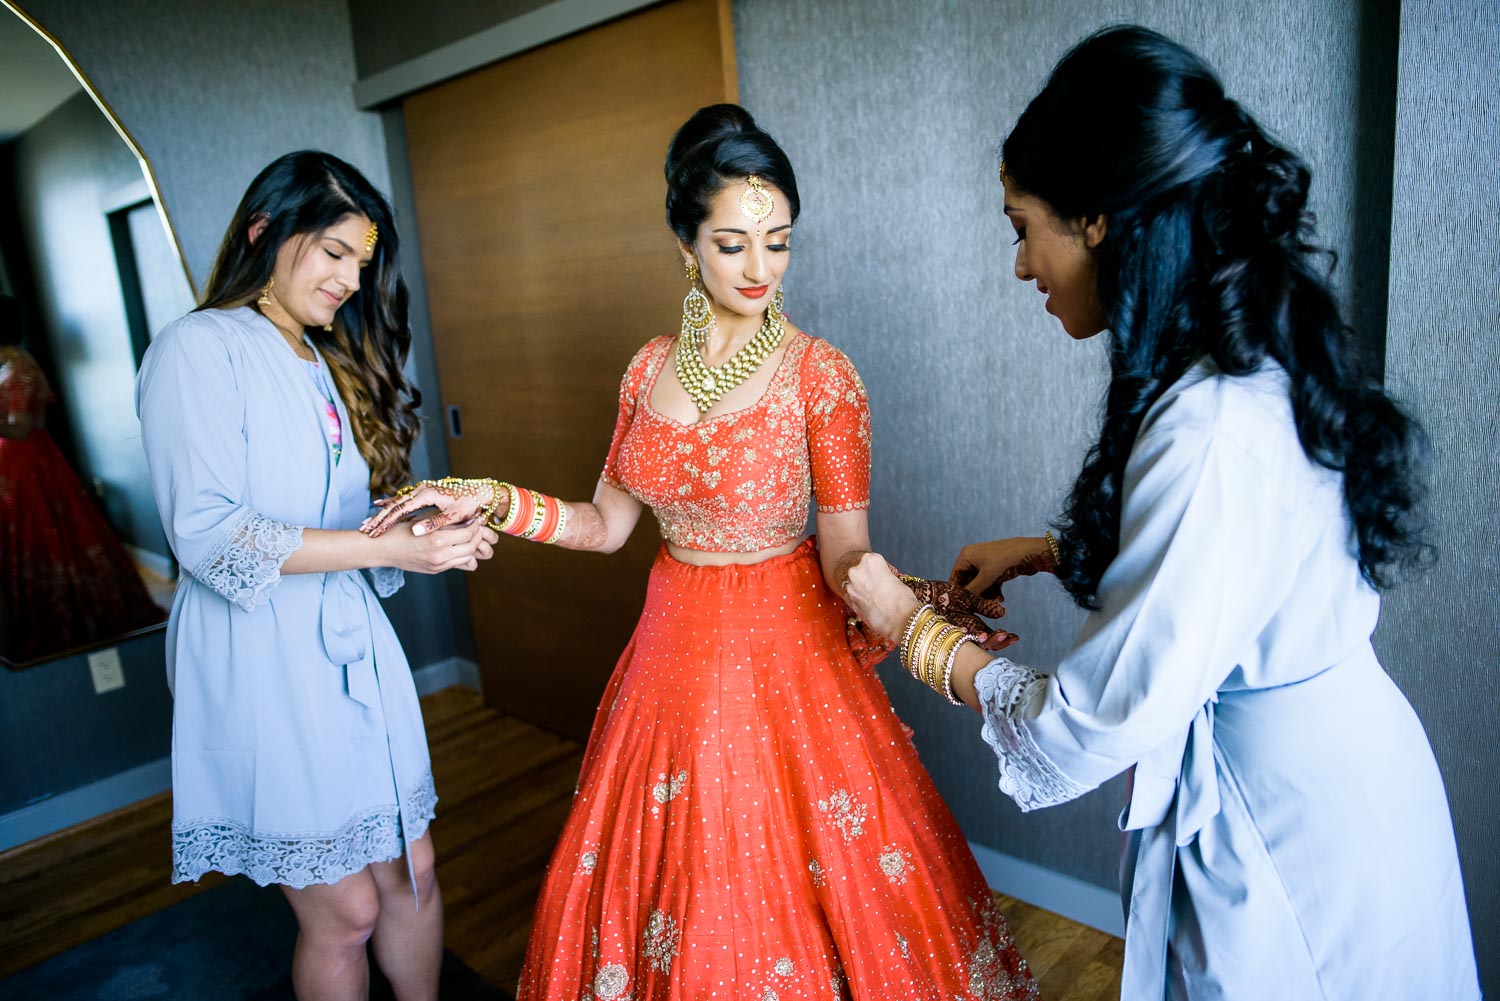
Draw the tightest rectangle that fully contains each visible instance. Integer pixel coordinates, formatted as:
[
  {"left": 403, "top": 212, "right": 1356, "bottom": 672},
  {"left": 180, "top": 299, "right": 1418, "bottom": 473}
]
[
  {"left": 257, "top": 276, "right": 274, "bottom": 309},
  {"left": 681, "top": 259, "right": 715, "bottom": 344}
]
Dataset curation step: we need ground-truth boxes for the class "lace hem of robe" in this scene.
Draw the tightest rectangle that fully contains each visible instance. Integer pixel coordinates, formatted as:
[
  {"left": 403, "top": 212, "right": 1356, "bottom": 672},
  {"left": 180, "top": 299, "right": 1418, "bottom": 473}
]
[
  {"left": 366, "top": 566, "right": 405, "bottom": 598},
  {"left": 191, "top": 509, "right": 304, "bottom": 612},
  {"left": 170, "top": 771, "right": 438, "bottom": 888},
  {"left": 975, "top": 658, "right": 1092, "bottom": 812}
]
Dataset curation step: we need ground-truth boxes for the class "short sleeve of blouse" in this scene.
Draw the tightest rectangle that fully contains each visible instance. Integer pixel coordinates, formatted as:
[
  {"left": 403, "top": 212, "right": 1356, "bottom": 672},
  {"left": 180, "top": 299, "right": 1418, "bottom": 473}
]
[
  {"left": 601, "top": 337, "right": 668, "bottom": 488},
  {"left": 802, "top": 339, "right": 872, "bottom": 512}
]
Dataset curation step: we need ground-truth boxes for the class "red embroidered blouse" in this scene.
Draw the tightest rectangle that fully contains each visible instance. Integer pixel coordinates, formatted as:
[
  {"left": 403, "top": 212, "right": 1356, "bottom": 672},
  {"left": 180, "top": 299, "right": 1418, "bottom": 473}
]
[{"left": 601, "top": 332, "right": 871, "bottom": 553}]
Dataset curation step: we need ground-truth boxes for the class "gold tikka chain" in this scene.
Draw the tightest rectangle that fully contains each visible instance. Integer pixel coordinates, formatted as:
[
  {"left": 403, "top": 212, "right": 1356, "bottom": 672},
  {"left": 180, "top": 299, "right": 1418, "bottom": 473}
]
[{"left": 675, "top": 288, "right": 786, "bottom": 414}]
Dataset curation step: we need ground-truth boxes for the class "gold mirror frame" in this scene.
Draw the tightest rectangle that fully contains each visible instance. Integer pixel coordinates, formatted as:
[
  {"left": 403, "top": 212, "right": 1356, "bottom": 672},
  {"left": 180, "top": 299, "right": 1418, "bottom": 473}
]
[
  {"left": 1, "top": 1, "right": 196, "bottom": 668},
  {"left": 3, "top": 0, "right": 197, "bottom": 295}
]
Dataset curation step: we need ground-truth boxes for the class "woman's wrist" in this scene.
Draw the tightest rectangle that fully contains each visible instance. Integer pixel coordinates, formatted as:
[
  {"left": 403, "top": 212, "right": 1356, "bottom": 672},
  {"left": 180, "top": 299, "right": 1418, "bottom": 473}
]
[
  {"left": 363, "top": 525, "right": 399, "bottom": 571},
  {"left": 1041, "top": 530, "right": 1061, "bottom": 571},
  {"left": 949, "top": 642, "right": 993, "bottom": 710}
]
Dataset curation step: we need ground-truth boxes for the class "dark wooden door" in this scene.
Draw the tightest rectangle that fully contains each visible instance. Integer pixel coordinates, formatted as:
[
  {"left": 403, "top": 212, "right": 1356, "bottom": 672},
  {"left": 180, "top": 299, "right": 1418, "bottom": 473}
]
[{"left": 403, "top": 0, "right": 737, "bottom": 737}]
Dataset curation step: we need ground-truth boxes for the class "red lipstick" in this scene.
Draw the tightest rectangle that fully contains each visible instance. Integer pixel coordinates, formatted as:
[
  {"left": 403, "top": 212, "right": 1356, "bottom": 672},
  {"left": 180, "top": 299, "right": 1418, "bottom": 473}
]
[{"left": 738, "top": 285, "right": 769, "bottom": 299}]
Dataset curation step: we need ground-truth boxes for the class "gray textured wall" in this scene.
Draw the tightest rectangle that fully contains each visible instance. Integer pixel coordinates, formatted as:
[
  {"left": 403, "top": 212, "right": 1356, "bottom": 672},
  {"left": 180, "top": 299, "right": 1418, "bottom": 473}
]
[
  {"left": 1375, "top": 1, "right": 1500, "bottom": 989},
  {"left": 12, "top": 92, "right": 175, "bottom": 558},
  {"left": 734, "top": 0, "right": 1380, "bottom": 892},
  {"left": 349, "top": 0, "right": 554, "bottom": 77},
  {"left": 3, "top": 0, "right": 469, "bottom": 818}
]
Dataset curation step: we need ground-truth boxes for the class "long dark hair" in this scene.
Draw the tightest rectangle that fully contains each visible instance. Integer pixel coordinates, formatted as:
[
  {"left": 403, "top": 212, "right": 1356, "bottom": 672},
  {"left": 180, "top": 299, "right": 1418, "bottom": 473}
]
[
  {"left": 1003, "top": 26, "right": 1429, "bottom": 608},
  {"left": 199, "top": 150, "right": 420, "bottom": 495},
  {"left": 664, "top": 104, "right": 800, "bottom": 242}
]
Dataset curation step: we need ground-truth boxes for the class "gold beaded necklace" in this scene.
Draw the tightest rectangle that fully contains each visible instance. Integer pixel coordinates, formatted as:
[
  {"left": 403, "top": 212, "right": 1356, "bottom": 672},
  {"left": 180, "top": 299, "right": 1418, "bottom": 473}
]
[{"left": 675, "top": 288, "right": 786, "bottom": 414}]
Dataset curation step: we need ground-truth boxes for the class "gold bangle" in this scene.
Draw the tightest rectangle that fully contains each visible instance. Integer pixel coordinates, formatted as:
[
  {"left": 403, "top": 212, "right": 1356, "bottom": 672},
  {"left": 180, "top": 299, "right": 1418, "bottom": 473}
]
[
  {"left": 899, "top": 604, "right": 935, "bottom": 669},
  {"left": 900, "top": 606, "right": 938, "bottom": 674},
  {"left": 913, "top": 619, "right": 953, "bottom": 686},
  {"left": 912, "top": 617, "right": 947, "bottom": 680},
  {"left": 542, "top": 500, "right": 569, "bottom": 545},
  {"left": 938, "top": 636, "right": 974, "bottom": 706},
  {"left": 1043, "top": 530, "right": 1061, "bottom": 567},
  {"left": 494, "top": 483, "right": 523, "bottom": 533},
  {"left": 905, "top": 615, "right": 935, "bottom": 677},
  {"left": 519, "top": 489, "right": 549, "bottom": 539},
  {"left": 924, "top": 625, "right": 963, "bottom": 691}
]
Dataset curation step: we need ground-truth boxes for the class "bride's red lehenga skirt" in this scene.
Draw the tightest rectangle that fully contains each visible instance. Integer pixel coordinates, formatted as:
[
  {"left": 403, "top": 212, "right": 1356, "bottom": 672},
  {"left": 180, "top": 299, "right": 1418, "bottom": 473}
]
[{"left": 519, "top": 539, "right": 1037, "bottom": 1000}]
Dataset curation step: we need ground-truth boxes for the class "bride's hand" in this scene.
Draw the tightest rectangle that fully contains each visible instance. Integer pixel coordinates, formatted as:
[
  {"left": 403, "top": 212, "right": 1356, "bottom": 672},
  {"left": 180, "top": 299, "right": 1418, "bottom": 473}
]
[
  {"left": 361, "top": 478, "right": 501, "bottom": 538},
  {"left": 843, "top": 553, "right": 920, "bottom": 641},
  {"left": 950, "top": 536, "right": 1054, "bottom": 601}
]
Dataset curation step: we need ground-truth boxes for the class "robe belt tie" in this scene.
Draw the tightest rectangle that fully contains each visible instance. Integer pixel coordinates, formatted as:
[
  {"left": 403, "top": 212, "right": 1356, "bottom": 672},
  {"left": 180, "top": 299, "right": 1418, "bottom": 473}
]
[
  {"left": 1118, "top": 698, "right": 1221, "bottom": 1000},
  {"left": 319, "top": 570, "right": 377, "bottom": 707}
]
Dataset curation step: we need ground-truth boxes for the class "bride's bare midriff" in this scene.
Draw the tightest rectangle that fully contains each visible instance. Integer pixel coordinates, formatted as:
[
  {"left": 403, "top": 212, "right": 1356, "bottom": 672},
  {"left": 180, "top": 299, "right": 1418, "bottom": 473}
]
[{"left": 666, "top": 536, "right": 805, "bottom": 567}]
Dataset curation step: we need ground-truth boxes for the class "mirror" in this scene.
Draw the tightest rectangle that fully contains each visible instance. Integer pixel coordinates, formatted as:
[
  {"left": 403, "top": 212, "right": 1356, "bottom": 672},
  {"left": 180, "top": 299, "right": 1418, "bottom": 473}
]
[{"left": 0, "top": 2, "right": 195, "bottom": 667}]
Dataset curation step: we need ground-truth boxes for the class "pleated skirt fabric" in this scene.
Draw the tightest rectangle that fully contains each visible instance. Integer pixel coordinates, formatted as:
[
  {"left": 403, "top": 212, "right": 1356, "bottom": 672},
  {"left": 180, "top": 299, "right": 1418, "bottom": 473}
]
[{"left": 518, "top": 539, "right": 1037, "bottom": 1000}]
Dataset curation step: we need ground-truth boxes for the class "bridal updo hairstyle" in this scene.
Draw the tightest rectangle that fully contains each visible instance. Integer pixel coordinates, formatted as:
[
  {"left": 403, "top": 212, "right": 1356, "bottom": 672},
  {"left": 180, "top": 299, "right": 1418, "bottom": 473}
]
[
  {"left": 664, "top": 104, "right": 800, "bottom": 242},
  {"left": 1002, "top": 26, "right": 1430, "bottom": 609}
]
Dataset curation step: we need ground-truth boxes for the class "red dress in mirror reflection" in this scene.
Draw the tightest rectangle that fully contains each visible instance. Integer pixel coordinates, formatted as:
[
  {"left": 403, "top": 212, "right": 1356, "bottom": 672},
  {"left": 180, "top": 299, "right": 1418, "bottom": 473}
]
[
  {"left": 518, "top": 333, "right": 1037, "bottom": 1000},
  {"left": 0, "top": 346, "right": 165, "bottom": 663}
]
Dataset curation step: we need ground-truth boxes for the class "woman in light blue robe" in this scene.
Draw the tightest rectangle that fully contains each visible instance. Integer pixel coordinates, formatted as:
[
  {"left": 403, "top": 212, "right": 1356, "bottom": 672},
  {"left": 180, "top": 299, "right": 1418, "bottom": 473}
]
[
  {"left": 844, "top": 26, "right": 1481, "bottom": 1001},
  {"left": 137, "top": 151, "right": 496, "bottom": 1001}
]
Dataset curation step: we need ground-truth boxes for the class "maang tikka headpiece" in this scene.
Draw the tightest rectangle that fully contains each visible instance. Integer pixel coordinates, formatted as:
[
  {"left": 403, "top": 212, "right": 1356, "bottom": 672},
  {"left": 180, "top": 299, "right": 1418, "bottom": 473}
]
[
  {"left": 365, "top": 222, "right": 379, "bottom": 254},
  {"left": 739, "top": 176, "right": 774, "bottom": 226}
]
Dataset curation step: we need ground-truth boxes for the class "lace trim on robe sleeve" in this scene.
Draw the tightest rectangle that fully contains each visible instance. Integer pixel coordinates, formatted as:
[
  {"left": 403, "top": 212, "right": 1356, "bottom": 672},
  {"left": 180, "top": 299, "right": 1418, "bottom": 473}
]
[
  {"left": 366, "top": 566, "right": 405, "bottom": 598},
  {"left": 974, "top": 657, "right": 1093, "bottom": 812},
  {"left": 190, "top": 508, "right": 304, "bottom": 612}
]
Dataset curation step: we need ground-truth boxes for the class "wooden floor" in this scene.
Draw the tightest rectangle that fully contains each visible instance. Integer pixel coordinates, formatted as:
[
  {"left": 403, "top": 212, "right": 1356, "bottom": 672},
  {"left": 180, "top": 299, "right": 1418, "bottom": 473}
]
[{"left": 0, "top": 688, "right": 1122, "bottom": 998}]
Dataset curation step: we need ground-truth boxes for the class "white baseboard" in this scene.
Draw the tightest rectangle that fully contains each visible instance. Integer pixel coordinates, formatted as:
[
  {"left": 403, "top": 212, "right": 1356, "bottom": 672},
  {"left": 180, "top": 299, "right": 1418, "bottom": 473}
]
[
  {"left": 968, "top": 839, "right": 1126, "bottom": 938},
  {"left": 411, "top": 656, "right": 482, "bottom": 696},
  {"left": 0, "top": 657, "right": 483, "bottom": 854},
  {"left": 0, "top": 756, "right": 172, "bottom": 853}
]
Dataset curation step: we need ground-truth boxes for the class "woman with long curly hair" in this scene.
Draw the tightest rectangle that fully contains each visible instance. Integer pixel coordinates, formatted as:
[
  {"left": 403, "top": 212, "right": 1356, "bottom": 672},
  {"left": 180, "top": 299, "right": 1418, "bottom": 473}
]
[
  {"left": 845, "top": 26, "right": 1479, "bottom": 1001},
  {"left": 137, "top": 151, "right": 497, "bottom": 1001}
]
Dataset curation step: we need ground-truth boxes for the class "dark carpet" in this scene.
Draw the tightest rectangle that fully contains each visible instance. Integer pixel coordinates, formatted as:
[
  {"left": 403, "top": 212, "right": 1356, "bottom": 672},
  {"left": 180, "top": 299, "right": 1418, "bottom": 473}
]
[{"left": 0, "top": 877, "right": 509, "bottom": 1000}]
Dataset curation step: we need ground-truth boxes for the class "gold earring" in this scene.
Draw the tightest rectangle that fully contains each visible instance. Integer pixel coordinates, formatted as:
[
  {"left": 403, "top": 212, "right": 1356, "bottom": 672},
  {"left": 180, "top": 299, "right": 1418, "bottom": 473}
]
[
  {"left": 684, "top": 259, "right": 699, "bottom": 282},
  {"left": 681, "top": 278, "right": 714, "bottom": 344},
  {"left": 257, "top": 277, "right": 274, "bottom": 309}
]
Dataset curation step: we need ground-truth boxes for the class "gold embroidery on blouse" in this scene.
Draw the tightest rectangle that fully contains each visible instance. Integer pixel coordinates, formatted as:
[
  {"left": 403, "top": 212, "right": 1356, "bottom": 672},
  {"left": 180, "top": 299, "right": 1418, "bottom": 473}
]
[{"left": 604, "top": 334, "right": 873, "bottom": 553}]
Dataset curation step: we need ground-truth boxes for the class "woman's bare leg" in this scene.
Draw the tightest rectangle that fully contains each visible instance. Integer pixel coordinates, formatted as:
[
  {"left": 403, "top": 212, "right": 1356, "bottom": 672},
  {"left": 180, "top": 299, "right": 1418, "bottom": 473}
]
[
  {"left": 367, "top": 834, "right": 443, "bottom": 1001},
  {"left": 281, "top": 870, "right": 382, "bottom": 1001}
]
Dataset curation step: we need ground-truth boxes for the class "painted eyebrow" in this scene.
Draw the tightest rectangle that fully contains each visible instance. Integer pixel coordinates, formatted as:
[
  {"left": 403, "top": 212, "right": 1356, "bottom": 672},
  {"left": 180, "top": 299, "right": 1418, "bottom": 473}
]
[
  {"left": 1003, "top": 205, "right": 1021, "bottom": 215},
  {"left": 325, "top": 237, "right": 356, "bottom": 251},
  {"left": 711, "top": 224, "right": 794, "bottom": 235}
]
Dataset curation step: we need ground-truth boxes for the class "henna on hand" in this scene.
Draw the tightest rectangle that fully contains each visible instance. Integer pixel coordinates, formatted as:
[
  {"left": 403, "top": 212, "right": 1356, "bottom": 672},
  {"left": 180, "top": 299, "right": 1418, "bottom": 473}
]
[{"left": 901, "top": 577, "right": 1012, "bottom": 642}]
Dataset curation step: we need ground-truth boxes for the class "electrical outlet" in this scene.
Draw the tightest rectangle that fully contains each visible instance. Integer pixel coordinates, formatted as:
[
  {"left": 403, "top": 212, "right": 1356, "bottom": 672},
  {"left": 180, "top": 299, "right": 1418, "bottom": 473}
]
[{"left": 88, "top": 648, "right": 126, "bottom": 694}]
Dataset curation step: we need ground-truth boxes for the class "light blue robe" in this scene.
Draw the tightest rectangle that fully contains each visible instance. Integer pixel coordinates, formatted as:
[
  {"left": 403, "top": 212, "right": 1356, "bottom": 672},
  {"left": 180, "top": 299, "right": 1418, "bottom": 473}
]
[
  {"left": 975, "top": 360, "right": 1480, "bottom": 1000},
  {"left": 136, "top": 305, "right": 435, "bottom": 890}
]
